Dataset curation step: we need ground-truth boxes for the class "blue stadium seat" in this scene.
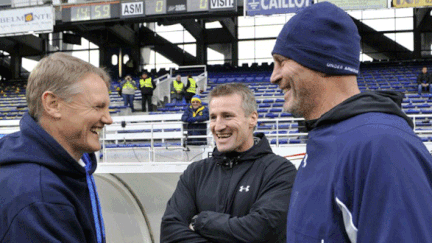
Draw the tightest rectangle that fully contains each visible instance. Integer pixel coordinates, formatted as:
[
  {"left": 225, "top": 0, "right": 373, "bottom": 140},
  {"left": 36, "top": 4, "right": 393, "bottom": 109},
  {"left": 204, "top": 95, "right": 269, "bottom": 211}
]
[
  {"left": 262, "top": 99, "right": 274, "bottom": 103},
  {"left": 269, "top": 108, "right": 283, "bottom": 113},
  {"left": 277, "top": 124, "right": 290, "bottom": 129},
  {"left": 405, "top": 109, "right": 420, "bottom": 114},
  {"left": 421, "top": 109, "right": 432, "bottom": 114},
  {"left": 265, "top": 113, "right": 279, "bottom": 118},
  {"left": 257, "top": 124, "right": 273, "bottom": 129},
  {"left": 280, "top": 113, "right": 293, "bottom": 117},
  {"left": 270, "top": 139, "right": 288, "bottom": 144},
  {"left": 259, "top": 104, "right": 271, "bottom": 108}
]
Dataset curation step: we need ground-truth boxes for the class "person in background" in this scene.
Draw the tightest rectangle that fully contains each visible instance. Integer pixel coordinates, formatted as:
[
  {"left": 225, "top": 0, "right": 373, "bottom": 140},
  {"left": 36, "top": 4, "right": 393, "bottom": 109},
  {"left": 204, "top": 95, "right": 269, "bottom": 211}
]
[
  {"left": 120, "top": 75, "right": 137, "bottom": 112},
  {"left": 171, "top": 75, "right": 184, "bottom": 103},
  {"left": 139, "top": 72, "right": 156, "bottom": 112},
  {"left": 161, "top": 83, "right": 297, "bottom": 242},
  {"left": 184, "top": 74, "right": 198, "bottom": 104},
  {"left": 0, "top": 52, "right": 112, "bottom": 242},
  {"left": 417, "top": 66, "right": 431, "bottom": 95},
  {"left": 181, "top": 95, "right": 209, "bottom": 145},
  {"left": 271, "top": 2, "right": 432, "bottom": 242}
]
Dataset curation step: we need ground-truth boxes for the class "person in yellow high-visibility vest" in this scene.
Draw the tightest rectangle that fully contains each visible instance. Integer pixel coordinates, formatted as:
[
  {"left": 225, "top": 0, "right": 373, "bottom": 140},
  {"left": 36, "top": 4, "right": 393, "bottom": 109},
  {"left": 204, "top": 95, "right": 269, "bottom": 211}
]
[
  {"left": 184, "top": 75, "right": 198, "bottom": 104},
  {"left": 170, "top": 75, "right": 185, "bottom": 103},
  {"left": 139, "top": 72, "right": 156, "bottom": 112},
  {"left": 120, "top": 75, "right": 137, "bottom": 112}
]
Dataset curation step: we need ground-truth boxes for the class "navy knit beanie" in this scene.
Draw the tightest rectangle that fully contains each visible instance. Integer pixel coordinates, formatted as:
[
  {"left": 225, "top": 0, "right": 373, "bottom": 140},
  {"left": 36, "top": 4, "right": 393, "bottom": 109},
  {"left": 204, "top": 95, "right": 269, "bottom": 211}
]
[
  {"left": 191, "top": 95, "right": 201, "bottom": 103},
  {"left": 272, "top": 2, "right": 361, "bottom": 75}
]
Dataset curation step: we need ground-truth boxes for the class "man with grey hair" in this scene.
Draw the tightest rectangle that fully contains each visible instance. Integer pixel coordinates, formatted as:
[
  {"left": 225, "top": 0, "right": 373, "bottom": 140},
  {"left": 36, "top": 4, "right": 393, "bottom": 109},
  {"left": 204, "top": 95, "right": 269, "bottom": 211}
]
[
  {"left": 0, "top": 52, "right": 112, "bottom": 242},
  {"left": 161, "top": 83, "right": 297, "bottom": 242}
]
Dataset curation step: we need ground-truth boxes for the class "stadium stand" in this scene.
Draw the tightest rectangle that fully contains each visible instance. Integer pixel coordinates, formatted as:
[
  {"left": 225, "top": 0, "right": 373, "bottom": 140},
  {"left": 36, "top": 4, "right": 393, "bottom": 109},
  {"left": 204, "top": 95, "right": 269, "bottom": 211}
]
[{"left": 3, "top": 61, "right": 432, "bottom": 146}]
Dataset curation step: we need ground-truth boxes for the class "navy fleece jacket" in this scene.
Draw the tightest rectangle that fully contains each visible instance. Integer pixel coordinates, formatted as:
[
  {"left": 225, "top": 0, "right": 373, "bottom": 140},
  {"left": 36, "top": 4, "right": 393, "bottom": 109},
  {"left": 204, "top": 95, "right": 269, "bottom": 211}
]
[{"left": 0, "top": 112, "right": 102, "bottom": 242}]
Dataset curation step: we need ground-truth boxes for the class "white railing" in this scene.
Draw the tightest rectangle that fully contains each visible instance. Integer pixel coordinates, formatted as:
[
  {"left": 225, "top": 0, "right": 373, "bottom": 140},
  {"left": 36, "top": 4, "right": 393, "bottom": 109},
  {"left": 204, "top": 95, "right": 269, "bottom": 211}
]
[{"left": 153, "top": 73, "right": 171, "bottom": 106}]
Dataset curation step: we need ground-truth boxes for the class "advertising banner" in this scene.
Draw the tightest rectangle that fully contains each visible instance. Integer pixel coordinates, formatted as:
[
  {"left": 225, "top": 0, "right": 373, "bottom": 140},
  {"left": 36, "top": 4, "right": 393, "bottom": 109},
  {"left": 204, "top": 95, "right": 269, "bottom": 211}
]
[
  {"left": 245, "top": 0, "right": 311, "bottom": 16},
  {"left": 167, "top": 0, "right": 187, "bottom": 13},
  {"left": 392, "top": 0, "right": 432, "bottom": 8},
  {"left": 316, "top": 0, "right": 387, "bottom": 10},
  {"left": 0, "top": 6, "right": 53, "bottom": 37}
]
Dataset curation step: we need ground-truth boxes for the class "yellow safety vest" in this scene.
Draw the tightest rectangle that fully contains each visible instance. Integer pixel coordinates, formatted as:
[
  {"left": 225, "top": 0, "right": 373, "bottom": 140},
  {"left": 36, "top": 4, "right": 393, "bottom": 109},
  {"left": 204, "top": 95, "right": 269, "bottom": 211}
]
[
  {"left": 172, "top": 81, "right": 184, "bottom": 93},
  {"left": 186, "top": 78, "right": 196, "bottom": 93},
  {"left": 140, "top": 78, "right": 153, "bottom": 88},
  {"left": 122, "top": 81, "right": 135, "bottom": 90}
]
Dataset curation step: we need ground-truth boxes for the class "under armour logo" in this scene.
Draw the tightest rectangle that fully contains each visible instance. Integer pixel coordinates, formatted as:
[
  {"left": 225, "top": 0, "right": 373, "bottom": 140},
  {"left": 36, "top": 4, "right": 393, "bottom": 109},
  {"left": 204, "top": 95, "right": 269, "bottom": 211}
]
[
  {"left": 239, "top": 185, "right": 250, "bottom": 192},
  {"left": 302, "top": 154, "right": 308, "bottom": 168}
]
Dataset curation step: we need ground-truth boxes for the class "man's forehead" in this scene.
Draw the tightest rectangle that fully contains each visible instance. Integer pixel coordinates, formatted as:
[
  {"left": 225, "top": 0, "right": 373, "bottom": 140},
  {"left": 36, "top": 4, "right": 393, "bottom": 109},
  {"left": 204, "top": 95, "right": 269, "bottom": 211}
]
[
  {"left": 273, "top": 54, "right": 288, "bottom": 61},
  {"left": 210, "top": 95, "right": 243, "bottom": 110}
]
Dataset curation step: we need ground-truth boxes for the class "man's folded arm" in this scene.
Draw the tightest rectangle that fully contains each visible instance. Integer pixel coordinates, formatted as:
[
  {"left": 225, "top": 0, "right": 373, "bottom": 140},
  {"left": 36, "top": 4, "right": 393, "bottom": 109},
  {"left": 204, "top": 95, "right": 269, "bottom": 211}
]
[
  {"left": 193, "top": 161, "right": 296, "bottom": 243},
  {"left": 160, "top": 166, "right": 210, "bottom": 243}
]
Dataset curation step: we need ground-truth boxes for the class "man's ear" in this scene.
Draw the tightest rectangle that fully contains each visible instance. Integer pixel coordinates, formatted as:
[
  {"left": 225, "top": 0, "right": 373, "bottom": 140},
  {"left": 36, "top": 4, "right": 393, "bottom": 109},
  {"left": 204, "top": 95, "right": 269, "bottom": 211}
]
[
  {"left": 249, "top": 111, "right": 258, "bottom": 129},
  {"left": 41, "top": 91, "right": 62, "bottom": 119}
]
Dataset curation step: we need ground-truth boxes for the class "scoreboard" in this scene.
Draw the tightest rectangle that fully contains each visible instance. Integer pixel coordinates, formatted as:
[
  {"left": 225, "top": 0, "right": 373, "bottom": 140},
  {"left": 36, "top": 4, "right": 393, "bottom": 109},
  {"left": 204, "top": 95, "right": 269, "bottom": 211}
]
[{"left": 62, "top": 0, "right": 237, "bottom": 23}]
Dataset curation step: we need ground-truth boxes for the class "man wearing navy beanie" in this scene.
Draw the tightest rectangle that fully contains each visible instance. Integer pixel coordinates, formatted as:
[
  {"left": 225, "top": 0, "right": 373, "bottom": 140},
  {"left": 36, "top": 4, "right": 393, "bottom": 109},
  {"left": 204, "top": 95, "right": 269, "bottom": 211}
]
[{"left": 271, "top": 2, "right": 432, "bottom": 242}]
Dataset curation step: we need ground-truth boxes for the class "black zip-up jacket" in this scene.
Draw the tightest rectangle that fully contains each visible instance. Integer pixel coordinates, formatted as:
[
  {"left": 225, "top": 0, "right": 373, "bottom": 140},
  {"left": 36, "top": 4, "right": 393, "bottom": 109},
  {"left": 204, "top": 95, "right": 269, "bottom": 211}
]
[
  {"left": 161, "top": 133, "right": 297, "bottom": 243},
  {"left": 417, "top": 72, "right": 431, "bottom": 85}
]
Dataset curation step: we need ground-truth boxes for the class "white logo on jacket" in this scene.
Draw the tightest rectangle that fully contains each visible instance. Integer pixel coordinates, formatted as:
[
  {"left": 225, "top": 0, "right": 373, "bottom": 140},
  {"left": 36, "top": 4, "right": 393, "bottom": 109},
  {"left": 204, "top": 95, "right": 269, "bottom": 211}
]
[
  {"left": 302, "top": 154, "right": 308, "bottom": 168},
  {"left": 239, "top": 185, "right": 250, "bottom": 192}
]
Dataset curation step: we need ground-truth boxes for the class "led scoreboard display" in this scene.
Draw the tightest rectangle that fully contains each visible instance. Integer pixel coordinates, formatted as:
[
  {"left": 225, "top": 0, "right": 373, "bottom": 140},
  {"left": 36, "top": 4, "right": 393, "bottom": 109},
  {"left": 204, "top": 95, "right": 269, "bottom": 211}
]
[
  {"left": 146, "top": 0, "right": 167, "bottom": 15},
  {"left": 61, "top": 0, "right": 236, "bottom": 22},
  {"left": 145, "top": 0, "right": 236, "bottom": 15},
  {"left": 62, "top": 1, "right": 120, "bottom": 22}
]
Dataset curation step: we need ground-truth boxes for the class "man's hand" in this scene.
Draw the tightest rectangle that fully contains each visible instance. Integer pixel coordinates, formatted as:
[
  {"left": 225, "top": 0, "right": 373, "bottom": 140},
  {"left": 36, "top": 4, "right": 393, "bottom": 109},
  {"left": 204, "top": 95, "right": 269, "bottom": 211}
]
[
  {"left": 189, "top": 215, "right": 198, "bottom": 231},
  {"left": 422, "top": 83, "right": 428, "bottom": 87},
  {"left": 187, "top": 117, "right": 197, "bottom": 123}
]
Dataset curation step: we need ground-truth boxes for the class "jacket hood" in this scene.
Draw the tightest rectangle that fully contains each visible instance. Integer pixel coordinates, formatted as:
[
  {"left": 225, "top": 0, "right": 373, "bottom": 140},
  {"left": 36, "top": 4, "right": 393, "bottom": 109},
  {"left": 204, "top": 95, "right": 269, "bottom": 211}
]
[
  {"left": 212, "top": 133, "right": 273, "bottom": 167},
  {"left": 305, "top": 91, "right": 413, "bottom": 131},
  {"left": 0, "top": 112, "right": 97, "bottom": 176}
]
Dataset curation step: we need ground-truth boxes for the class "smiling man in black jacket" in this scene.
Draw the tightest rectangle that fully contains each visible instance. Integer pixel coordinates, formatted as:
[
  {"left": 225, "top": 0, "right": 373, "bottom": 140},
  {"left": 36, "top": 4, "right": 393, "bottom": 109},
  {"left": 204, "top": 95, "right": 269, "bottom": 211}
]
[{"left": 161, "top": 83, "right": 297, "bottom": 243}]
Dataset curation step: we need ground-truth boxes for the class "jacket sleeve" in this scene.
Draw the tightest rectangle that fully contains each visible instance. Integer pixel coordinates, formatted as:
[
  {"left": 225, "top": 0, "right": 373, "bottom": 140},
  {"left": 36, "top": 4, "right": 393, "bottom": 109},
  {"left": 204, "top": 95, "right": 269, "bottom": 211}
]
[
  {"left": 195, "top": 107, "right": 209, "bottom": 122},
  {"left": 152, "top": 80, "right": 157, "bottom": 89},
  {"left": 2, "top": 202, "right": 86, "bottom": 243},
  {"left": 170, "top": 82, "right": 175, "bottom": 94},
  {"left": 160, "top": 164, "right": 210, "bottom": 243},
  {"left": 193, "top": 159, "right": 297, "bottom": 243},
  {"left": 133, "top": 80, "right": 138, "bottom": 89},
  {"left": 181, "top": 108, "right": 192, "bottom": 122},
  {"left": 336, "top": 134, "right": 432, "bottom": 243},
  {"left": 417, "top": 74, "right": 423, "bottom": 84}
]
